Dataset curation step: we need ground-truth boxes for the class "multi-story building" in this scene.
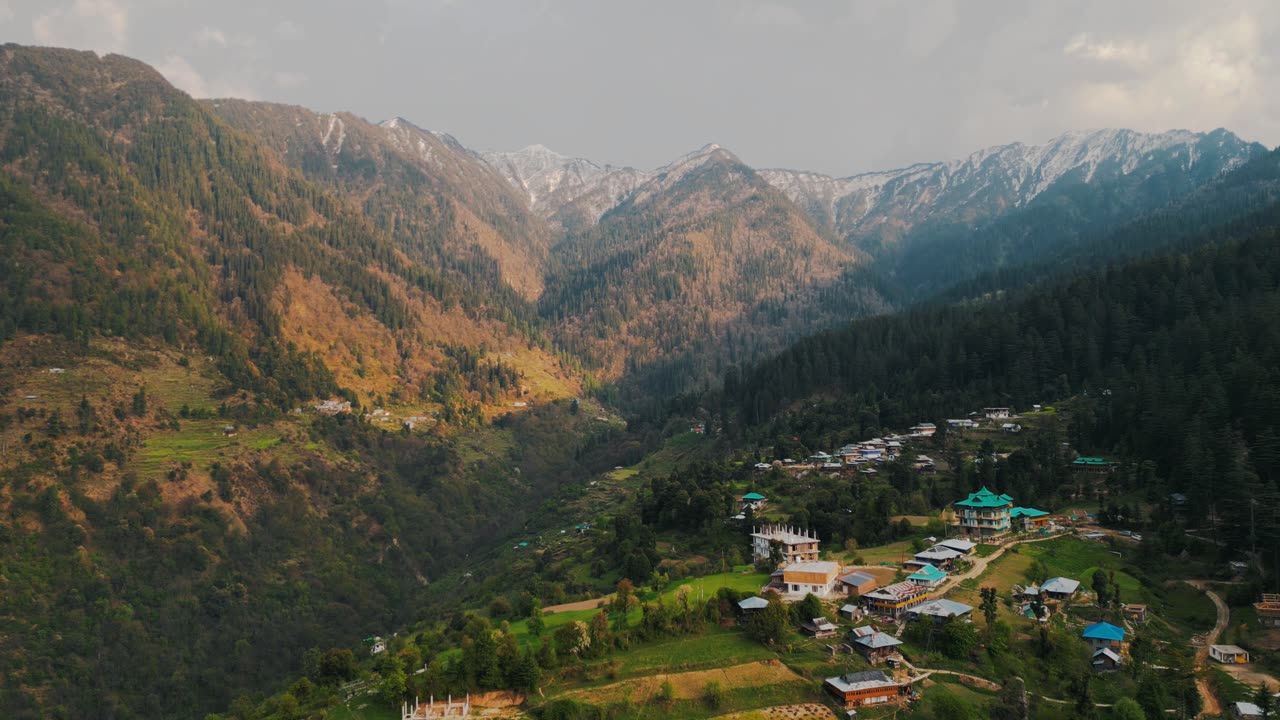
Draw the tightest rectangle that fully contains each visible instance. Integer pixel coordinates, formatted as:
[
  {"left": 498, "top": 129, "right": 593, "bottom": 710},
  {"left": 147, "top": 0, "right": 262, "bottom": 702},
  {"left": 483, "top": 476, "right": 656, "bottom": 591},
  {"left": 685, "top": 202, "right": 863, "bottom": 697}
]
[
  {"left": 750, "top": 525, "right": 820, "bottom": 564},
  {"left": 953, "top": 486, "right": 1015, "bottom": 537}
]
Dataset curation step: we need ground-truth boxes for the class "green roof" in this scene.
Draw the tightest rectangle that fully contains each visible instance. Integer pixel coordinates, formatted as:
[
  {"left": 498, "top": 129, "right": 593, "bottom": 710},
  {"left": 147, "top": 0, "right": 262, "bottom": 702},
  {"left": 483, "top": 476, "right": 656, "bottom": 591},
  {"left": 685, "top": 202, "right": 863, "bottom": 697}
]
[
  {"left": 955, "top": 486, "right": 1014, "bottom": 508},
  {"left": 1011, "top": 507, "right": 1050, "bottom": 518},
  {"left": 908, "top": 564, "right": 947, "bottom": 582},
  {"left": 742, "top": 492, "right": 766, "bottom": 501},
  {"left": 1072, "top": 457, "right": 1111, "bottom": 466}
]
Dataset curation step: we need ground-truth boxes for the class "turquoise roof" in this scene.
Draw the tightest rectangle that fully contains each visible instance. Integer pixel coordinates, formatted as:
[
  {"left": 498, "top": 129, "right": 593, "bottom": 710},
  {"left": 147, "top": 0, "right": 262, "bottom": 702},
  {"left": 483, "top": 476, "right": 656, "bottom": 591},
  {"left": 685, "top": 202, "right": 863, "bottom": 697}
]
[
  {"left": 1011, "top": 507, "right": 1050, "bottom": 518},
  {"left": 1073, "top": 457, "right": 1111, "bottom": 466},
  {"left": 1082, "top": 622, "right": 1126, "bottom": 641},
  {"left": 908, "top": 564, "right": 947, "bottom": 582},
  {"left": 955, "top": 486, "right": 1014, "bottom": 508},
  {"left": 742, "top": 492, "right": 766, "bottom": 501}
]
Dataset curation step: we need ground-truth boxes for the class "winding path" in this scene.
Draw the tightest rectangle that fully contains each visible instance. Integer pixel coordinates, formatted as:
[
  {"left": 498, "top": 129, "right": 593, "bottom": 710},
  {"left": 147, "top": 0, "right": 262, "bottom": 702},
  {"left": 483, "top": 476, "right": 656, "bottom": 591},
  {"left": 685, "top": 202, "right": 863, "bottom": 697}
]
[{"left": 1186, "top": 580, "right": 1229, "bottom": 718}]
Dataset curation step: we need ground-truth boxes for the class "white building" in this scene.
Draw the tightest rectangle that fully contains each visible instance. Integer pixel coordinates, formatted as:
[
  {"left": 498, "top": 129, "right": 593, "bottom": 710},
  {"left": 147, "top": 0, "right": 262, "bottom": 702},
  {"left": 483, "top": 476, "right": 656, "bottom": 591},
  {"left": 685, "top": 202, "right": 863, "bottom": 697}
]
[{"left": 751, "top": 525, "right": 820, "bottom": 563}]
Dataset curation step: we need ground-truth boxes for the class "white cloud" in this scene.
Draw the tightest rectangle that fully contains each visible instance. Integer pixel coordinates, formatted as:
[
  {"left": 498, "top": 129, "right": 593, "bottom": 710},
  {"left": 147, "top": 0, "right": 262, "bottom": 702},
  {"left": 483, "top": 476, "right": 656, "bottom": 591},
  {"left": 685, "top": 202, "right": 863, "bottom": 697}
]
[
  {"left": 276, "top": 19, "right": 304, "bottom": 39},
  {"left": 32, "top": 0, "right": 130, "bottom": 53},
  {"left": 195, "top": 26, "right": 228, "bottom": 48},
  {"left": 155, "top": 54, "right": 257, "bottom": 100},
  {"left": 1063, "top": 32, "right": 1150, "bottom": 66}
]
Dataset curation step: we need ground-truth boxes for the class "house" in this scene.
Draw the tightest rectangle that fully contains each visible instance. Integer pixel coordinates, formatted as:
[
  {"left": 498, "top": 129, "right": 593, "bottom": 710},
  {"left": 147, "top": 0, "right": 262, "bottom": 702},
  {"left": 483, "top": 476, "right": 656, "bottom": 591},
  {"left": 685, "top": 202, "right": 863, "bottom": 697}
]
[
  {"left": 1255, "top": 594, "right": 1280, "bottom": 627},
  {"left": 851, "top": 632, "right": 904, "bottom": 664},
  {"left": 809, "top": 451, "right": 833, "bottom": 464},
  {"left": 750, "top": 525, "right": 820, "bottom": 564},
  {"left": 953, "top": 487, "right": 1014, "bottom": 538},
  {"left": 738, "top": 596, "right": 770, "bottom": 613},
  {"left": 754, "top": 462, "right": 772, "bottom": 471},
  {"left": 908, "top": 599, "right": 973, "bottom": 624},
  {"left": 909, "top": 545, "right": 964, "bottom": 570},
  {"left": 824, "top": 669, "right": 902, "bottom": 708},
  {"left": 910, "top": 423, "right": 937, "bottom": 437},
  {"left": 984, "top": 407, "right": 1011, "bottom": 419},
  {"left": 862, "top": 581, "right": 930, "bottom": 618},
  {"left": 1168, "top": 492, "right": 1188, "bottom": 506},
  {"left": 1092, "top": 648, "right": 1122, "bottom": 672},
  {"left": 907, "top": 564, "right": 947, "bottom": 590},
  {"left": 741, "top": 492, "right": 768, "bottom": 511},
  {"left": 222, "top": 425, "right": 237, "bottom": 436},
  {"left": 1013, "top": 584, "right": 1041, "bottom": 602},
  {"left": 1209, "top": 645, "right": 1250, "bottom": 664},
  {"left": 370, "top": 636, "right": 387, "bottom": 655},
  {"left": 780, "top": 561, "right": 841, "bottom": 597},
  {"left": 1229, "top": 560, "right": 1249, "bottom": 576},
  {"left": 1081, "top": 622, "right": 1126, "bottom": 654},
  {"left": 801, "top": 617, "right": 840, "bottom": 639},
  {"left": 936, "top": 538, "right": 977, "bottom": 555},
  {"left": 946, "top": 418, "right": 977, "bottom": 429},
  {"left": 914, "top": 455, "right": 938, "bottom": 473},
  {"left": 1233, "top": 701, "right": 1264, "bottom": 719},
  {"left": 1001, "top": 423, "right": 1022, "bottom": 434},
  {"left": 48, "top": 367, "right": 66, "bottom": 374},
  {"left": 314, "top": 399, "right": 352, "bottom": 415},
  {"left": 1011, "top": 507, "right": 1051, "bottom": 532},
  {"left": 839, "top": 604, "right": 864, "bottom": 621},
  {"left": 839, "top": 570, "right": 880, "bottom": 596},
  {"left": 1071, "top": 457, "right": 1114, "bottom": 474},
  {"left": 1040, "top": 577, "right": 1080, "bottom": 600},
  {"left": 1122, "top": 604, "right": 1148, "bottom": 623}
]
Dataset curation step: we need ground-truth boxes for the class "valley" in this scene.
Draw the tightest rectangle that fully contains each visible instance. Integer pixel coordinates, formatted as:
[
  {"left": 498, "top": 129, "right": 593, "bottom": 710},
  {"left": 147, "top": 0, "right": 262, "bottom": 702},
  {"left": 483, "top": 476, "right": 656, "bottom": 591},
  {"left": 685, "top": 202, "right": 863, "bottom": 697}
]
[{"left": 0, "top": 39, "right": 1278, "bottom": 720}]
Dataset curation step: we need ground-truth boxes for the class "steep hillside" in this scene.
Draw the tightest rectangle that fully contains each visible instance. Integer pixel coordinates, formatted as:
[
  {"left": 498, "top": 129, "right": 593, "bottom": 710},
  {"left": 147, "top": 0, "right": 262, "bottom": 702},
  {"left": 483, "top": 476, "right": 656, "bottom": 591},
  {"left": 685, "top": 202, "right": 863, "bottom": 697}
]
[
  {"left": 0, "top": 44, "right": 597, "bottom": 719},
  {"left": 208, "top": 103, "right": 552, "bottom": 303},
  {"left": 762, "top": 129, "right": 1267, "bottom": 295},
  {"left": 537, "top": 145, "right": 889, "bottom": 407},
  {"left": 483, "top": 143, "right": 650, "bottom": 233}
]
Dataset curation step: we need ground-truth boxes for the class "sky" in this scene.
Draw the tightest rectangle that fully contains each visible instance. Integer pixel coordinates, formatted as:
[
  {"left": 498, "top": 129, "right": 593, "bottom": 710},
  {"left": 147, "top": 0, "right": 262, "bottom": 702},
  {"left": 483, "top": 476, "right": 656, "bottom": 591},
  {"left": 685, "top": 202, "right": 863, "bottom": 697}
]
[{"left": 6, "top": 0, "right": 1279, "bottom": 175}]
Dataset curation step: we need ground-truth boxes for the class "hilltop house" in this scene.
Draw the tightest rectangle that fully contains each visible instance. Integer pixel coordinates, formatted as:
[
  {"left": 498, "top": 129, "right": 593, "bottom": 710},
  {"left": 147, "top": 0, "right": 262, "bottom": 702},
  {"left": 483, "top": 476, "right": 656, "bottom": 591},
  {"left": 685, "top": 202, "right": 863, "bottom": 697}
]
[
  {"left": 1082, "top": 622, "right": 1126, "bottom": 659},
  {"left": 910, "top": 422, "right": 937, "bottom": 437},
  {"left": 1040, "top": 577, "right": 1080, "bottom": 600},
  {"left": 953, "top": 487, "right": 1014, "bottom": 538},
  {"left": 750, "top": 525, "right": 820, "bottom": 564},
  {"left": 824, "top": 669, "right": 903, "bottom": 708},
  {"left": 861, "top": 581, "right": 930, "bottom": 618},
  {"left": 741, "top": 492, "right": 767, "bottom": 511},
  {"left": 839, "top": 570, "right": 880, "bottom": 596},
  {"left": 780, "top": 561, "right": 841, "bottom": 597}
]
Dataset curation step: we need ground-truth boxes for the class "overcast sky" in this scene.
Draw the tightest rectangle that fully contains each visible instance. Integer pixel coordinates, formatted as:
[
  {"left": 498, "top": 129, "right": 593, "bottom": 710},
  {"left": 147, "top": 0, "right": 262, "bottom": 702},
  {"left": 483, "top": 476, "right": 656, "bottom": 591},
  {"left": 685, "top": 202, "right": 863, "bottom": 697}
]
[{"left": 6, "top": 0, "right": 1279, "bottom": 175}]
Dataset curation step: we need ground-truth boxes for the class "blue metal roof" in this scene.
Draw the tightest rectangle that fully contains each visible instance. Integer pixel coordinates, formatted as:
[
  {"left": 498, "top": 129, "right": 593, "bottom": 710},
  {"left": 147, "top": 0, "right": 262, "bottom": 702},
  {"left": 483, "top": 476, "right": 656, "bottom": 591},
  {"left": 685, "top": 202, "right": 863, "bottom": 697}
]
[{"left": 1082, "top": 622, "right": 1126, "bottom": 641}]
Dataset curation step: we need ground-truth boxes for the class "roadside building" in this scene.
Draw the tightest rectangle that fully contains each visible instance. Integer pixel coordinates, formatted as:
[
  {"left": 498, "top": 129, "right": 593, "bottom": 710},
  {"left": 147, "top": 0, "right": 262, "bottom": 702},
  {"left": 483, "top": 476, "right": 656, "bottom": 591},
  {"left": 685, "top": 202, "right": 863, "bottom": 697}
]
[
  {"left": 1011, "top": 506, "right": 1052, "bottom": 532},
  {"left": 906, "top": 564, "right": 947, "bottom": 590},
  {"left": 908, "top": 545, "right": 964, "bottom": 570},
  {"left": 953, "top": 487, "right": 1014, "bottom": 538},
  {"left": 936, "top": 538, "right": 977, "bottom": 555},
  {"left": 908, "top": 599, "right": 973, "bottom": 624},
  {"left": 1209, "top": 645, "right": 1250, "bottom": 664}
]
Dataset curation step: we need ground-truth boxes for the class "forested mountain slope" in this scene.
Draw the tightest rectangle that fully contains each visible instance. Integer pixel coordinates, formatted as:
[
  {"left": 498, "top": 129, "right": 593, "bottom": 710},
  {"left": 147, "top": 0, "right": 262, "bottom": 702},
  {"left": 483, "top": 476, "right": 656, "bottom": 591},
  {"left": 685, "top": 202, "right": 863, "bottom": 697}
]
[
  {"left": 722, "top": 226, "right": 1280, "bottom": 564},
  {"left": 537, "top": 145, "right": 890, "bottom": 408}
]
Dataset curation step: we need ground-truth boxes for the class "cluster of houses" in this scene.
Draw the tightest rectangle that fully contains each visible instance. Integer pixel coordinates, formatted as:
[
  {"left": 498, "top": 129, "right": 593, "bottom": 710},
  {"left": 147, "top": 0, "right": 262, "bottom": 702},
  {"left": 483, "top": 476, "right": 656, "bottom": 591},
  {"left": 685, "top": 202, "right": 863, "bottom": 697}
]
[
  {"left": 314, "top": 399, "right": 352, "bottom": 415},
  {"left": 752, "top": 421, "right": 940, "bottom": 476}
]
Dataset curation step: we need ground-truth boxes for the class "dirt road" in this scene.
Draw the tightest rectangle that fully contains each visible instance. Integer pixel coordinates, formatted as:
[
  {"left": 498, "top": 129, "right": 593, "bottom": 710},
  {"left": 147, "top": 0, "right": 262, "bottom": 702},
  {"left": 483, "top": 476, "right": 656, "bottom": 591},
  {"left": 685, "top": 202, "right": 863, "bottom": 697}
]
[
  {"left": 941, "top": 532, "right": 1064, "bottom": 590},
  {"left": 1187, "top": 580, "right": 1229, "bottom": 718}
]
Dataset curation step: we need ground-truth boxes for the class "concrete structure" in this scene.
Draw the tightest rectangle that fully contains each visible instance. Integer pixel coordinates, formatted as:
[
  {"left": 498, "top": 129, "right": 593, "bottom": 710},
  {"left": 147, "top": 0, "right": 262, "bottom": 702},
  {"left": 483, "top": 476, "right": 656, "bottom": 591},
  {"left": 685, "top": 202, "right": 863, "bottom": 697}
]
[
  {"left": 953, "top": 487, "right": 1014, "bottom": 538},
  {"left": 403, "top": 695, "right": 471, "bottom": 719},
  {"left": 984, "top": 407, "right": 1011, "bottom": 419},
  {"left": 1210, "top": 645, "right": 1250, "bottom": 664},
  {"left": 824, "top": 670, "right": 902, "bottom": 708},
  {"left": 751, "top": 525, "right": 820, "bottom": 564},
  {"left": 780, "top": 561, "right": 840, "bottom": 597},
  {"left": 1255, "top": 594, "right": 1280, "bottom": 627}
]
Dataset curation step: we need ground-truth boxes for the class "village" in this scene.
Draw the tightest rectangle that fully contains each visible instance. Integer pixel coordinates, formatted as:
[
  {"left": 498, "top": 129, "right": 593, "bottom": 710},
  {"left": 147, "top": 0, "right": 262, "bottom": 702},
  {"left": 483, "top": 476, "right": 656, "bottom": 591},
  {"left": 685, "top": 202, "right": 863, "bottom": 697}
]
[{"left": 343, "top": 406, "right": 1279, "bottom": 720}]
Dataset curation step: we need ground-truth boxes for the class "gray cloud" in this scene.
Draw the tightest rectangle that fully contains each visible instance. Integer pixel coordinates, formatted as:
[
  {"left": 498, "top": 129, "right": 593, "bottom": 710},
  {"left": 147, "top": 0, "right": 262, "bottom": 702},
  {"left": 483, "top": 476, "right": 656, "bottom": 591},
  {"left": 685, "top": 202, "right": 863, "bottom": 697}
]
[{"left": 7, "top": 0, "right": 1279, "bottom": 174}]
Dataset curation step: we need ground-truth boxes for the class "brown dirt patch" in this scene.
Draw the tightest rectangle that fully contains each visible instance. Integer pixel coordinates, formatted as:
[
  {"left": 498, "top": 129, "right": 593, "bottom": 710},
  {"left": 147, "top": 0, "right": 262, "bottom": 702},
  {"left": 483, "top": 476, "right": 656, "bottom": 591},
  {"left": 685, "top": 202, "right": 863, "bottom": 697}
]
[
  {"left": 563, "top": 660, "right": 805, "bottom": 705},
  {"left": 713, "top": 703, "right": 838, "bottom": 720}
]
